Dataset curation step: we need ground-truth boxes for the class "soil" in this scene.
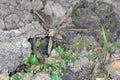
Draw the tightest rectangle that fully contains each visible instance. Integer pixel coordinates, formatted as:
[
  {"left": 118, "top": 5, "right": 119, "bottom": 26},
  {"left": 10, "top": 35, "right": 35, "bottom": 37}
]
[{"left": 2, "top": 0, "right": 120, "bottom": 80}]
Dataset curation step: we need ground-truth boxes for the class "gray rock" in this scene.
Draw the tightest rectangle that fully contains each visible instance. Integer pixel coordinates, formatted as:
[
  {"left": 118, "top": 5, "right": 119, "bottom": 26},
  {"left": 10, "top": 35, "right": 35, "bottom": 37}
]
[
  {"left": 0, "top": 3, "right": 10, "bottom": 18},
  {"left": 44, "top": 1, "right": 66, "bottom": 19},
  {"left": 56, "top": 0, "right": 74, "bottom": 9},
  {"left": 0, "top": 21, "right": 46, "bottom": 72},
  {"left": 113, "top": 0, "right": 120, "bottom": 30},
  {"left": 102, "top": 0, "right": 112, "bottom": 4},
  {"left": 0, "top": 21, "right": 46, "bottom": 40},
  {"left": 20, "top": 21, "right": 46, "bottom": 38},
  {"left": 0, "top": 37, "right": 31, "bottom": 72},
  {"left": 72, "top": 0, "right": 117, "bottom": 31},
  {"left": 69, "top": 56, "right": 91, "bottom": 73},
  {"left": 4, "top": 14, "right": 20, "bottom": 29},
  {"left": 0, "top": 0, "right": 43, "bottom": 30},
  {"left": 0, "top": 29, "right": 21, "bottom": 41},
  {"left": 32, "top": 72, "right": 51, "bottom": 80},
  {"left": 31, "top": 0, "right": 43, "bottom": 10},
  {"left": 19, "top": 0, "right": 32, "bottom": 10},
  {"left": 43, "top": 0, "right": 66, "bottom": 25},
  {"left": 50, "top": 49, "right": 59, "bottom": 58}
]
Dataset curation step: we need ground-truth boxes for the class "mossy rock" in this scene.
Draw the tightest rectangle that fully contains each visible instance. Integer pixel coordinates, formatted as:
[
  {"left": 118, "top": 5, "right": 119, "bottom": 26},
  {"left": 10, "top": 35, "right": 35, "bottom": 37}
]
[
  {"left": 70, "top": 36, "right": 98, "bottom": 53},
  {"left": 72, "top": 0, "right": 117, "bottom": 32}
]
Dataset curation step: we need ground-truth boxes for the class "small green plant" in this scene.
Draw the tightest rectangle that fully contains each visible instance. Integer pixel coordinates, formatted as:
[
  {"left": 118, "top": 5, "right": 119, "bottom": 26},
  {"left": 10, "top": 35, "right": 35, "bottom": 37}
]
[
  {"left": 55, "top": 60, "right": 62, "bottom": 69},
  {"left": 55, "top": 46, "right": 75, "bottom": 63},
  {"left": 24, "top": 52, "right": 40, "bottom": 66},
  {"left": 55, "top": 46, "right": 65, "bottom": 55},
  {"left": 11, "top": 46, "right": 71, "bottom": 80},
  {"left": 50, "top": 71, "right": 60, "bottom": 80},
  {"left": 101, "top": 25, "right": 120, "bottom": 51},
  {"left": 41, "top": 59, "right": 67, "bottom": 80},
  {"left": 63, "top": 52, "right": 75, "bottom": 63},
  {"left": 54, "top": 22, "right": 59, "bottom": 27},
  {"left": 11, "top": 72, "right": 33, "bottom": 80},
  {"left": 72, "top": 8, "right": 80, "bottom": 18},
  {"left": 101, "top": 25, "right": 109, "bottom": 51},
  {"left": 110, "top": 43, "right": 120, "bottom": 48},
  {"left": 10, "top": 74, "right": 20, "bottom": 80}
]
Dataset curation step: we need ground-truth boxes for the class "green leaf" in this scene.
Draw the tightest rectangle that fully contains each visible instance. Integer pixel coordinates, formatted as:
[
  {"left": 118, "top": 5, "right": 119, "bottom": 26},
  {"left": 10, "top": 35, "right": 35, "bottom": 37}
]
[
  {"left": 50, "top": 71, "right": 60, "bottom": 80},
  {"left": 61, "top": 66, "right": 67, "bottom": 71},
  {"left": 24, "top": 57, "right": 30, "bottom": 66},
  {"left": 55, "top": 46, "right": 64, "bottom": 55},
  {"left": 110, "top": 43, "right": 120, "bottom": 48},
  {"left": 30, "top": 55, "right": 40, "bottom": 65},
  {"left": 10, "top": 74, "right": 20, "bottom": 80},
  {"left": 63, "top": 52, "right": 74, "bottom": 63},
  {"left": 54, "top": 22, "right": 59, "bottom": 27},
  {"left": 43, "top": 64, "right": 51, "bottom": 71},
  {"left": 101, "top": 25, "right": 109, "bottom": 51},
  {"left": 55, "top": 61, "right": 61, "bottom": 69},
  {"left": 24, "top": 54, "right": 40, "bottom": 66}
]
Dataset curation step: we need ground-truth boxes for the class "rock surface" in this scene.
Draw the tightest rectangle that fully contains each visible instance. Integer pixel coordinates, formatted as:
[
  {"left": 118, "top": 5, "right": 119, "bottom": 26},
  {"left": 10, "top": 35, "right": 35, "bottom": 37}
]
[
  {"left": 32, "top": 72, "right": 51, "bottom": 80},
  {"left": 0, "top": 37, "right": 31, "bottom": 72},
  {"left": 106, "top": 37, "right": 120, "bottom": 80},
  {"left": 0, "top": 21, "right": 46, "bottom": 73},
  {"left": 0, "top": 0, "right": 46, "bottom": 73},
  {"left": 0, "top": 0, "right": 43, "bottom": 30},
  {"left": 72, "top": 0, "right": 117, "bottom": 31},
  {"left": 0, "top": 0, "right": 120, "bottom": 79}
]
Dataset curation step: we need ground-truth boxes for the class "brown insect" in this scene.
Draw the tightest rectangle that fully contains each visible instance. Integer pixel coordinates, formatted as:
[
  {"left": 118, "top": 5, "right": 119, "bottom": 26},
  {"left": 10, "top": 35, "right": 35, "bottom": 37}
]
[{"left": 33, "top": 0, "right": 87, "bottom": 56}]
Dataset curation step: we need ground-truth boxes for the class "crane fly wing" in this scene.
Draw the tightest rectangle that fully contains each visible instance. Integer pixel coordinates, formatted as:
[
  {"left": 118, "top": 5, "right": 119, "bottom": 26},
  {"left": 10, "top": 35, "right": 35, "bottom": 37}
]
[
  {"left": 59, "top": 26, "right": 88, "bottom": 32},
  {"left": 34, "top": 10, "right": 51, "bottom": 31}
]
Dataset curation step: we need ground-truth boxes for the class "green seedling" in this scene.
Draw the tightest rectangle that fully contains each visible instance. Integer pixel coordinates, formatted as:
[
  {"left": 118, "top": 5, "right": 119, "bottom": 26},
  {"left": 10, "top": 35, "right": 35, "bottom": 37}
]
[
  {"left": 101, "top": 25, "right": 120, "bottom": 51},
  {"left": 55, "top": 46, "right": 75, "bottom": 63},
  {"left": 110, "top": 43, "right": 120, "bottom": 48},
  {"left": 72, "top": 8, "right": 80, "bottom": 18},
  {"left": 11, "top": 72, "right": 33, "bottom": 80},
  {"left": 101, "top": 25, "right": 109, "bottom": 51},
  {"left": 63, "top": 52, "right": 75, "bottom": 63},
  {"left": 54, "top": 22, "right": 59, "bottom": 27},
  {"left": 55, "top": 46, "right": 64, "bottom": 55},
  {"left": 17, "top": 46, "right": 71, "bottom": 80},
  {"left": 50, "top": 71, "right": 60, "bottom": 80},
  {"left": 55, "top": 60, "right": 62, "bottom": 69},
  {"left": 42, "top": 64, "right": 53, "bottom": 72},
  {"left": 25, "top": 52, "right": 40, "bottom": 66},
  {"left": 10, "top": 74, "right": 20, "bottom": 80}
]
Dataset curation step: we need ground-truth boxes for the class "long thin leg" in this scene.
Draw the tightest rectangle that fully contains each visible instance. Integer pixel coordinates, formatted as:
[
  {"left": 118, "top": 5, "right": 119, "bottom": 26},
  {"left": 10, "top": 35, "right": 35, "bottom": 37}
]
[{"left": 48, "top": 37, "right": 53, "bottom": 55}]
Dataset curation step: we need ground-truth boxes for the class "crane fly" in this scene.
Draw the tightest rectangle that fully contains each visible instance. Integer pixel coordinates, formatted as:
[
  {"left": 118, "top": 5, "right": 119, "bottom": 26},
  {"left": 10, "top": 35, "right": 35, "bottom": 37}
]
[{"left": 32, "top": 0, "right": 86, "bottom": 56}]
